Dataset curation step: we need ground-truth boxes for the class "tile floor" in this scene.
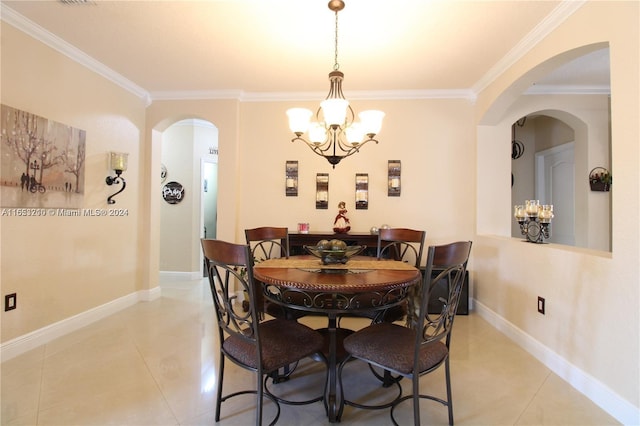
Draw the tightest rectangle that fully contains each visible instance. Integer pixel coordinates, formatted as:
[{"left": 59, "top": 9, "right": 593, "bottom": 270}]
[{"left": 1, "top": 276, "right": 620, "bottom": 425}]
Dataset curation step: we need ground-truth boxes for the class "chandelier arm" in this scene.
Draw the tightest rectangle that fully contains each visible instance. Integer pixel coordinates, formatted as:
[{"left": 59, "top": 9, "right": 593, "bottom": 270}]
[
  {"left": 345, "top": 104, "right": 355, "bottom": 126},
  {"left": 342, "top": 138, "right": 379, "bottom": 156},
  {"left": 290, "top": 135, "right": 332, "bottom": 156},
  {"left": 291, "top": 135, "right": 379, "bottom": 169},
  {"left": 290, "top": 135, "right": 345, "bottom": 167},
  {"left": 291, "top": 133, "right": 379, "bottom": 155},
  {"left": 291, "top": 133, "right": 339, "bottom": 156}
]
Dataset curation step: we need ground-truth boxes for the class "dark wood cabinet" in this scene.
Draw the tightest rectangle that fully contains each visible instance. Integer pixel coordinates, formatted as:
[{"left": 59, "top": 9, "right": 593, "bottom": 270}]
[
  {"left": 425, "top": 269, "right": 469, "bottom": 315},
  {"left": 289, "top": 231, "right": 379, "bottom": 256}
]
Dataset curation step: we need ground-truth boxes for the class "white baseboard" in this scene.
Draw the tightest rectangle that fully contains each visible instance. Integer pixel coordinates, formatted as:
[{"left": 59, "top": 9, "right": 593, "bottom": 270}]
[
  {"left": 473, "top": 299, "right": 639, "bottom": 425},
  {"left": 0, "top": 287, "right": 161, "bottom": 363},
  {"left": 159, "top": 270, "right": 202, "bottom": 280}
]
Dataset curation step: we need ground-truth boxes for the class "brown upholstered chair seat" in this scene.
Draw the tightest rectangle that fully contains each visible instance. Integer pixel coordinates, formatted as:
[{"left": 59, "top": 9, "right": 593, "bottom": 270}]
[
  {"left": 224, "top": 319, "right": 324, "bottom": 372},
  {"left": 343, "top": 322, "right": 448, "bottom": 375}
]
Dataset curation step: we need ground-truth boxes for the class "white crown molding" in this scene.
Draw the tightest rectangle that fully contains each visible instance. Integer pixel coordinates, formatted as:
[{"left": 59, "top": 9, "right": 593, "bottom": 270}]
[
  {"left": 2, "top": 1, "right": 589, "bottom": 106},
  {"left": 151, "top": 90, "right": 246, "bottom": 101},
  {"left": 1, "top": 3, "right": 152, "bottom": 106},
  {"left": 472, "top": 0, "right": 588, "bottom": 95},
  {"left": 151, "top": 88, "right": 477, "bottom": 102}
]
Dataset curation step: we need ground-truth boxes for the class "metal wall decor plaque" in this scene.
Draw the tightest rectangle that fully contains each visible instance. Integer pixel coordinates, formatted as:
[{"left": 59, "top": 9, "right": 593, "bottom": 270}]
[{"left": 162, "top": 181, "right": 185, "bottom": 204}]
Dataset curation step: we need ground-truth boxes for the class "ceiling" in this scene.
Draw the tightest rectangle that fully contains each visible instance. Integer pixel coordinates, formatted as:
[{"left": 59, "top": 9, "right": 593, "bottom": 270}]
[{"left": 1, "top": 0, "right": 610, "bottom": 102}]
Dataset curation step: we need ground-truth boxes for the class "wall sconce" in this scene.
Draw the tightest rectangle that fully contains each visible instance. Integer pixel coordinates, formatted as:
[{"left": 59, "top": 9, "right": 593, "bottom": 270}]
[
  {"left": 285, "top": 160, "right": 298, "bottom": 196},
  {"left": 388, "top": 160, "right": 401, "bottom": 196},
  {"left": 355, "top": 173, "right": 368, "bottom": 210},
  {"left": 106, "top": 151, "right": 128, "bottom": 204},
  {"left": 316, "top": 173, "right": 329, "bottom": 209}
]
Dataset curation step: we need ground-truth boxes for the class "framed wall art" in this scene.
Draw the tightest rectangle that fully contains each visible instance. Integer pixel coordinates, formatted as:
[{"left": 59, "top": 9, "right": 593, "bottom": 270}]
[{"left": 0, "top": 104, "right": 86, "bottom": 208}]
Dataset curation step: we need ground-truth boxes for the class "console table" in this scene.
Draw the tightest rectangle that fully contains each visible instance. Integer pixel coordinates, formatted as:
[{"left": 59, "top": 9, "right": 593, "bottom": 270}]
[{"left": 289, "top": 231, "right": 379, "bottom": 256}]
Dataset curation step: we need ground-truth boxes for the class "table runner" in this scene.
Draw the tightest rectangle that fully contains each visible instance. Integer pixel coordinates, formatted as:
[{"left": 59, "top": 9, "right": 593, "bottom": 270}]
[{"left": 255, "top": 257, "right": 417, "bottom": 271}]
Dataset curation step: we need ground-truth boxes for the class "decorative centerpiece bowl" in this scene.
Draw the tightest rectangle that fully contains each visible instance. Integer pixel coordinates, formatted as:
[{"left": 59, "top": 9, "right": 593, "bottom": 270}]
[{"left": 304, "top": 245, "right": 365, "bottom": 265}]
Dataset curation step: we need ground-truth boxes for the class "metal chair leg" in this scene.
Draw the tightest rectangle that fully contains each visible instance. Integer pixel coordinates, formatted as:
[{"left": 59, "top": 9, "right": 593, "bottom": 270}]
[
  {"left": 445, "top": 358, "right": 454, "bottom": 425},
  {"left": 215, "top": 356, "right": 224, "bottom": 421}
]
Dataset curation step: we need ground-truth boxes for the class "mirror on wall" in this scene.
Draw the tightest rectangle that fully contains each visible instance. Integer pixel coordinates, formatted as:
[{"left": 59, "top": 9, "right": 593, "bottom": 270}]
[{"left": 511, "top": 47, "right": 611, "bottom": 252}]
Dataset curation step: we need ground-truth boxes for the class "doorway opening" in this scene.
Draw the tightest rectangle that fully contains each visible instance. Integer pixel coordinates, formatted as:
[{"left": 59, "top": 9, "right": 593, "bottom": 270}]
[
  {"left": 159, "top": 119, "right": 218, "bottom": 278},
  {"left": 202, "top": 158, "right": 218, "bottom": 276},
  {"left": 535, "top": 141, "right": 575, "bottom": 245}
]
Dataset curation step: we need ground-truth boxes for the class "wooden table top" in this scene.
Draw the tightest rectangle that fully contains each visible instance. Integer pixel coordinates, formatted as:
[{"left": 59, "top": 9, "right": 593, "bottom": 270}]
[{"left": 253, "top": 255, "right": 420, "bottom": 293}]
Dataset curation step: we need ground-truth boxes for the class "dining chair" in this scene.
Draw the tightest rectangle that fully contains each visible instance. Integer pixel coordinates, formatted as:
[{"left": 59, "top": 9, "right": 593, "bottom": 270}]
[
  {"left": 350, "top": 227, "right": 426, "bottom": 324},
  {"left": 244, "top": 226, "right": 306, "bottom": 321},
  {"left": 338, "top": 241, "right": 472, "bottom": 426},
  {"left": 245, "top": 226, "right": 290, "bottom": 263},
  {"left": 377, "top": 227, "right": 426, "bottom": 268},
  {"left": 201, "top": 238, "right": 326, "bottom": 426},
  {"left": 377, "top": 227, "right": 426, "bottom": 321},
  {"left": 246, "top": 226, "right": 314, "bottom": 384},
  {"left": 338, "top": 228, "right": 426, "bottom": 388}
]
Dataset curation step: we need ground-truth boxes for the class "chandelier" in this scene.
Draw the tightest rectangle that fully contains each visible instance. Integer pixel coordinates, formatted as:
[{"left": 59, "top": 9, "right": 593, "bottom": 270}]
[{"left": 286, "top": 0, "right": 384, "bottom": 168}]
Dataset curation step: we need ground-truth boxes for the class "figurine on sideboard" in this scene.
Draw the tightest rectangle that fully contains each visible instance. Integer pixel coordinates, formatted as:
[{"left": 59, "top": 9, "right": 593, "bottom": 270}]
[{"left": 333, "top": 201, "right": 351, "bottom": 233}]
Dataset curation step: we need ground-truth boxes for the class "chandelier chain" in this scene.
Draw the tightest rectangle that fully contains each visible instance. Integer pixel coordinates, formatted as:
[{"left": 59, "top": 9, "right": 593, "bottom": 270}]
[{"left": 333, "top": 9, "right": 340, "bottom": 71}]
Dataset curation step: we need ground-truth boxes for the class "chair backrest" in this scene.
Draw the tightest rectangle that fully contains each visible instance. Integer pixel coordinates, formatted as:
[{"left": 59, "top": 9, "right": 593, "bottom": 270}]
[
  {"left": 377, "top": 227, "right": 426, "bottom": 268},
  {"left": 245, "top": 227, "right": 290, "bottom": 262},
  {"left": 201, "top": 239, "right": 261, "bottom": 346},
  {"left": 415, "top": 241, "right": 472, "bottom": 348}
]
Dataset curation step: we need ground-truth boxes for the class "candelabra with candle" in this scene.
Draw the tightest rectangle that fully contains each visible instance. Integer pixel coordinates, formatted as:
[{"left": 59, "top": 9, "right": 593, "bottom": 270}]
[
  {"left": 106, "top": 152, "right": 128, "bottom": 204},
  {"left": 514, "top": 200, "right": 554, "bottom": 243}
]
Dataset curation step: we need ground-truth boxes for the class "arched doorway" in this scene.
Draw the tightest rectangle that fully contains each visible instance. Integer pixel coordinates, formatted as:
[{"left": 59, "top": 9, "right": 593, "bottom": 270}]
[{"left": 159, "top": 118, "right": 219, "bottom": 278}]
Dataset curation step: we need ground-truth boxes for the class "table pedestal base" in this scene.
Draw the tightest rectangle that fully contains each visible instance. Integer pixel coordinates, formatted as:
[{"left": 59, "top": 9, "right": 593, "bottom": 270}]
[
  {"left": 315, "top": 318, "right": 354, "bottom": 422},
  {"left": 313, "top": 327, "right": 354, "bottom": 362}
]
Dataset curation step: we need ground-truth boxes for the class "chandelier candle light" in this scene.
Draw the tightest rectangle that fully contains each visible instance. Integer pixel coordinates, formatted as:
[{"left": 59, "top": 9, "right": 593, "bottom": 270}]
[
  {"left": 514, "top": 200, "right": 554, "bottom": 244},
  {"left": 286, "top": 0, "right": 384, "bottom": 168}
]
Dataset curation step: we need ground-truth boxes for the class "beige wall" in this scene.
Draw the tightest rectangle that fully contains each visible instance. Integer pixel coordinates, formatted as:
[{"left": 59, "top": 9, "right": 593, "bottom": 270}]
[
  {"left": 148, "top": 98, "right": 475, "bottom": 272},
  {"left": 475, "top": 1, "right": 639, "bottom": 416},
  {"left": 237, "top": 99, "right": 476, "bottom": 247},
  {"left": 159, "top": 124, "right": 196, "bottom": 272},
  {"left": 1, "top": 1, "right": 638, "bottom": 422},
  {"left": 0, "top": 24, "right": 147, "bottom": 341}
]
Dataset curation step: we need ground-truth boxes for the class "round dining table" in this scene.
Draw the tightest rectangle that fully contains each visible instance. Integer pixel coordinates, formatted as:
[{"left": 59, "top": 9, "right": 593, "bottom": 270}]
[{"left": 253, "top": 255, "right": 421, "bottom": 423}]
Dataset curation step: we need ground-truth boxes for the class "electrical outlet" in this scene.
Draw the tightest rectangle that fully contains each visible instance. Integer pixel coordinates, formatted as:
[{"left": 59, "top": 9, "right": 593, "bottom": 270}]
[
  {"left": 537, "top": 296, "right": 545, "bottom": 314},
  {"left": 5, "top": 293, "right": 17, "bottom": 311}
]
